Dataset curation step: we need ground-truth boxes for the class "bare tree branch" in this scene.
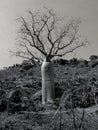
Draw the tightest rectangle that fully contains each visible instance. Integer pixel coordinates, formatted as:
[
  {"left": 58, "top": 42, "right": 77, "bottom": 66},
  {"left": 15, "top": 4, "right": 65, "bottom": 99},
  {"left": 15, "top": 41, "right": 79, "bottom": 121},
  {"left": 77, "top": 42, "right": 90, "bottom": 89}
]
[
  {"left": 52, "top": 41, "right": 87, "bottom": 57},
  {"left": 18, "top": 16, "right": 47, "bottom": 57},
  {"left": 12, "top": 8, "right": 88, "bottom": 61}
]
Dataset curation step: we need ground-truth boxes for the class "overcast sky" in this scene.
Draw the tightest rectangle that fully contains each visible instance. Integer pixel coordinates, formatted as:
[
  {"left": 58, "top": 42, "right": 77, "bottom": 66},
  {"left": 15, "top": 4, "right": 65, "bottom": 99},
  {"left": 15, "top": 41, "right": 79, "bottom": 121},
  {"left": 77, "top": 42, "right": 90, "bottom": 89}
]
[{"left": 0, "top": 0, "right": 98, "bottom": 69}]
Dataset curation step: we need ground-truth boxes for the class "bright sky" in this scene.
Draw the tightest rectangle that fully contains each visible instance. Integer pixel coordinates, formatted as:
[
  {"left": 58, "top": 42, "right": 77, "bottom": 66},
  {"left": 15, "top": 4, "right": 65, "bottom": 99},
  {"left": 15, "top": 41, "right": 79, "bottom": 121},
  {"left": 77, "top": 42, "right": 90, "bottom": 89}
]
[{"left": 0, "top": 0, "right": 98, "bottom": 69}]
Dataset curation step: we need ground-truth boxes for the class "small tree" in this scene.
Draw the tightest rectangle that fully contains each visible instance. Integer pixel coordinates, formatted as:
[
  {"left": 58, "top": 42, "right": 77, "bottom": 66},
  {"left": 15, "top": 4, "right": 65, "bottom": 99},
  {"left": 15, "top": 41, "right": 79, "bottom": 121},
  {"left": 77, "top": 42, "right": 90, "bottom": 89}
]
[
  {"left": 89, "top": 55, "right": 98, "bottom": 61},
  {"left": 12, "top": 7, "right": 88, "bottom": 104}
]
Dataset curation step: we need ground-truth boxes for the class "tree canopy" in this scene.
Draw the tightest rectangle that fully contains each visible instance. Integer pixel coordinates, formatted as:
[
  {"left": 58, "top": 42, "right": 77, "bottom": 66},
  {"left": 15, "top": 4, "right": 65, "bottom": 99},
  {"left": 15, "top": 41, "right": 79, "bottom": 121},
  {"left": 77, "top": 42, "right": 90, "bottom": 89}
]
[{"left": 13, "top": 7, "right": 88, "bottom": 62}]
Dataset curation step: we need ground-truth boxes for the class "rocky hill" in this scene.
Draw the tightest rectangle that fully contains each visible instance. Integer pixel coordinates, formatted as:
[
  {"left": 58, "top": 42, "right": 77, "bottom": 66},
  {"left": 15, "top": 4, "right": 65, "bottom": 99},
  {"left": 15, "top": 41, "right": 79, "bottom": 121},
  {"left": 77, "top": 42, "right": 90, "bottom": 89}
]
[{"left": 0, "top": 57, "right": 98, "bottom": 130}]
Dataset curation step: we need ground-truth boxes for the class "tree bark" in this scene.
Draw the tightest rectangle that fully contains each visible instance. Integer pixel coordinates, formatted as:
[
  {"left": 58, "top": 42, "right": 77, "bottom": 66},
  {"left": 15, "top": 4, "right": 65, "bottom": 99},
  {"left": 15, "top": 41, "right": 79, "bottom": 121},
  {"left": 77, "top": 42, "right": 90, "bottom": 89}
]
[{"left": 41, "top": 60, "right": 55, "bottom": 104}]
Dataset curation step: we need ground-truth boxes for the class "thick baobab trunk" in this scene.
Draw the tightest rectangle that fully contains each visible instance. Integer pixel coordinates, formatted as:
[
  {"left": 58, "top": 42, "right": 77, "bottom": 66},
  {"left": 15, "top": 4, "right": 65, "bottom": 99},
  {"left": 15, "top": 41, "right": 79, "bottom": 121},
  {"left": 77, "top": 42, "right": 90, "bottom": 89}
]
[{"left": 41, "top": 60, "right": 55, "bottom": 104}]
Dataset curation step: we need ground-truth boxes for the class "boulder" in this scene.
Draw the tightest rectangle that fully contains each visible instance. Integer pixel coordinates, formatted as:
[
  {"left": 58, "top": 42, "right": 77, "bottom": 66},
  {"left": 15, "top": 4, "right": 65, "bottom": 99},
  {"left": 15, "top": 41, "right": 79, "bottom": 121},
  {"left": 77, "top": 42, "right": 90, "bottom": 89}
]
[
  {"left": 8, "top": 89, "right": 22, "bottom": 103},
  {"left": 31, "top": 90, "right": 42, "bottom": 101}
]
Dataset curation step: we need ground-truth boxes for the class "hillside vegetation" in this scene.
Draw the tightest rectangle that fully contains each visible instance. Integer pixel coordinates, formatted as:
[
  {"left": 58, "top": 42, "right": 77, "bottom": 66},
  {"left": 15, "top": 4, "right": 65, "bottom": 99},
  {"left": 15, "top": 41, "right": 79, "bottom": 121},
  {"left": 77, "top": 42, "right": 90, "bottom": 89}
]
[{"left": 0, "top": 57, "right": 98, "bottom": 130}]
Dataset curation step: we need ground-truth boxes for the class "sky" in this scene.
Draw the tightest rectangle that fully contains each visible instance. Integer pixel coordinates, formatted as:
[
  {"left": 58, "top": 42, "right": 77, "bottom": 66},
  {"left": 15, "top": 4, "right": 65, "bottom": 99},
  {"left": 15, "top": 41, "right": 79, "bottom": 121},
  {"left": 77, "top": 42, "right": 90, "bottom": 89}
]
[{"left": 0, "top": 0, "right": 98, "bottom": 69}]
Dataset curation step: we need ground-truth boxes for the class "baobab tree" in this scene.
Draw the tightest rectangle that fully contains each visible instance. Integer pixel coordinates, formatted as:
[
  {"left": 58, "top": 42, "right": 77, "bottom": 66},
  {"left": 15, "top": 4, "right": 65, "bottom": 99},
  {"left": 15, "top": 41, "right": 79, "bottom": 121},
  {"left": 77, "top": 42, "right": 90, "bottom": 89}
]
[{"left": 13, "top": 8, "right": 88, "bottom": 104}]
